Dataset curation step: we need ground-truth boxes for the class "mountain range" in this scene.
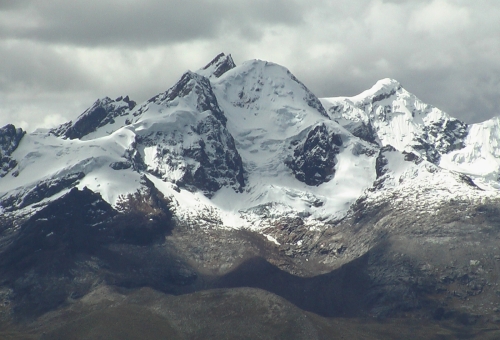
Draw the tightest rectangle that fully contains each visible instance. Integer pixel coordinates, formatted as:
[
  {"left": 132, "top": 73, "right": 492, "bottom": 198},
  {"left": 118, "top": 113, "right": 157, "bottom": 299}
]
[{"left": 2, "top": 53, "right": 500, "bottom": 338}]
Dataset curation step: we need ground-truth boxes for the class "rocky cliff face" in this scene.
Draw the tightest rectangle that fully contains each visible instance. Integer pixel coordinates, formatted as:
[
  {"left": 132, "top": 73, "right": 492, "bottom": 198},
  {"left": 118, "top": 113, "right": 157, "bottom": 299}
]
[
  {"left": 0, "top": 124, "right": 25, "bottom": 178},
  {"left": 286, "top": 123, "right": 343, "bottom": 186}
]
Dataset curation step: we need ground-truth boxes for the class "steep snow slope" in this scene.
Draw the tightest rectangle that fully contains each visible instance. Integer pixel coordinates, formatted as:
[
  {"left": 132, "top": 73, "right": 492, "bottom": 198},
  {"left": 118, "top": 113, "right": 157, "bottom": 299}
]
[
  {"left": 0, "top": 128, "right": 142, "bottom": 212},
  {"left": 440, "top": 116, "right": 500, "bottom": 189}
]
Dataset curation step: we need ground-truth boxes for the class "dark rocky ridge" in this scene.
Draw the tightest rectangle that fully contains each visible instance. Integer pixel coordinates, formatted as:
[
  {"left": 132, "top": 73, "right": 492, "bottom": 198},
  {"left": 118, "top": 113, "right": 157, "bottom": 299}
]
[
  {"left": 0, "top": 172, "right": 85, "bottom": 212},
  {"left": 136, "top": 114, "right": 245, "bottom": 197},
  {"left": 0, "top": 184, "right": 176, "bottom": 319},
  {"left": 425, "top": 117, "right": 468, "bottom": 154},
  {"left": 0, "top": 124, "right": 25, "bottom": 178},
  {"left": 147, "top": 71, "right": 227, "bottom": 126},
  {"left": 405, "top": 117, "right": 469, "bottom": 164},
  {"left": 201, "top": 52, "right": 236, "bottom": 78},
  {"left": 50, "top": 96, "right": 136, "bottom": 140},
  {"left": 375, "top": 145, "right": 397, "bottom": 178},
  {"left": 348, "top": 121, "right": 378, "bottom": 145}
]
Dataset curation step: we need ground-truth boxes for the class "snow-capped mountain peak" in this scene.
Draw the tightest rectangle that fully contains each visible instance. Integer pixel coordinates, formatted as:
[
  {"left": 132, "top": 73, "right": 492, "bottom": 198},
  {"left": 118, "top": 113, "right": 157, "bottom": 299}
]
[
  {"left": 351, "top": 78, "right": 402, "bottom": 104},
  {"left": 321, "top": 79, "right": 468, "bottom": 164},
  {"left": 1, "top": 53, "right": 499, "bottom": 233}
]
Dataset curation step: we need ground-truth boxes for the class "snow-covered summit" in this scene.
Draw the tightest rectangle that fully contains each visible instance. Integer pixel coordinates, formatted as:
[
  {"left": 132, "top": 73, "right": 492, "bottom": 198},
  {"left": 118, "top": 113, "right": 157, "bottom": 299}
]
[
  {"left": 211, "top": 58, "right": 328, "bottom": 139},
  {"left": 350, "top": 78, "right": 402, "bottom": 104},
  {"left": 321, "top": 77, "right": 500, "bottom": 190},
  {"left": 321, "top": 79, "right": 468, "bottom": 163}
]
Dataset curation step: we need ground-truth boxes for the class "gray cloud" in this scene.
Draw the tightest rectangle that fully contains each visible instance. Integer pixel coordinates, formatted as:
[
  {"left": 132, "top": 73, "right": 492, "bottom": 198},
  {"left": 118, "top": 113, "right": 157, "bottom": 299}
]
[
  {"left": 0, "top": 0, "right": 32, "bottom": 10},
  {"left": 0, "top": 0, "right": 305, "bottom": 47},
  {"left": 1, "top": 0, "right": 500, "bottom": 131},
  {"left": 0, "top": 42, "right": 94, "bottom": 92}
]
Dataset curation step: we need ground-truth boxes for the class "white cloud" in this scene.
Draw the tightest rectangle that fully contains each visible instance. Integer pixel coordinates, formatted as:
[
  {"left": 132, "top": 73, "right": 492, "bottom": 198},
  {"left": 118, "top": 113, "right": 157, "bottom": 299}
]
[{"left": 408, "top": 0, "right": 471, "bottom": 37}]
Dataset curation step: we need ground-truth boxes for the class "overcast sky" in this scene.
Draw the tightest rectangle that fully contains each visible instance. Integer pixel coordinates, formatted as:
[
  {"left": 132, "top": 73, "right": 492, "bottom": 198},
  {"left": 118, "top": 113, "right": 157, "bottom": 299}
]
[{"left": 1, "top": 0, "right": 499, "bottom": 131}]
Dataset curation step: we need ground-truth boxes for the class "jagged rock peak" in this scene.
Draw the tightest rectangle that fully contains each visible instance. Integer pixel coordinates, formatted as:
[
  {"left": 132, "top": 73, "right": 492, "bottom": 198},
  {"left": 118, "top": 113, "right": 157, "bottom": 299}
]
[
  {"left": 149, "top": 71, "right": 227, "bottom": 125},
  {"left": 50, "top": 96, "right": 136, "bottom": 140},
  {"left": 114, "top": 95, "right": 134, "bottom": 104},
  {"left": 200, "top": 52, "right": 236, "bottom": 78},
  {"left": 0, "top": 124, "right": 25, "bottom": 155}
]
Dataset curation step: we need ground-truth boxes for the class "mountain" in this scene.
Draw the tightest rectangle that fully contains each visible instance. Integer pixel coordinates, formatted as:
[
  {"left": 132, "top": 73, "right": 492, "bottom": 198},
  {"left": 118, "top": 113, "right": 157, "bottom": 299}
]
[
  {"left": 2, "top": 53, "right": 500, "bottom": 338},
  {"left": 321, "top": 78, "right": 469, "bottom": 161}
]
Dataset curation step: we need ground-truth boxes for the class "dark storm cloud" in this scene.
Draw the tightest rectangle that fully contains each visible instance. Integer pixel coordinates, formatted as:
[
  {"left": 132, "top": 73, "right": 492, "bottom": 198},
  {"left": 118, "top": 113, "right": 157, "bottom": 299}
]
[{"left": 0, "top": 0, "right": 305, "bottom": 47}]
